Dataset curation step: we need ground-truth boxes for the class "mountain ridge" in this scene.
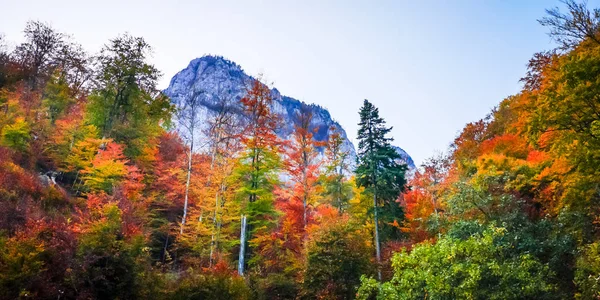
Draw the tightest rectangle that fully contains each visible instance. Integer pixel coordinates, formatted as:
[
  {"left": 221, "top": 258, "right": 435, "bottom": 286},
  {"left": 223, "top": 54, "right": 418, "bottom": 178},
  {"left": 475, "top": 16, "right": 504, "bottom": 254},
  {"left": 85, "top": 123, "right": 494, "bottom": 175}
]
[{"left": 164, "top": 55, "right": 415, "bottom": 170}]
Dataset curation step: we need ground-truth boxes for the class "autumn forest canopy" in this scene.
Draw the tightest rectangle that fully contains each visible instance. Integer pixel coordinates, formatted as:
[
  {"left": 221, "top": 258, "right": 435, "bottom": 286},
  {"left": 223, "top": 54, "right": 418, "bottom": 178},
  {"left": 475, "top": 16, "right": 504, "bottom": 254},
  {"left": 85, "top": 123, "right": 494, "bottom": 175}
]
[{"left": 3, "top": 1, "right": 600, "bottom": 299}]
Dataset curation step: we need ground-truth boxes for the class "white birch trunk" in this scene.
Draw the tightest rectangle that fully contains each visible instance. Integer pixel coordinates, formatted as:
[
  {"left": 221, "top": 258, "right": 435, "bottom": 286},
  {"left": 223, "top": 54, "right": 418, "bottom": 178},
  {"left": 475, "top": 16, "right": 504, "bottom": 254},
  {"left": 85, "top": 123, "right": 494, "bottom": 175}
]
[
  {"left": 180, "top": 136, "right": 193, "bottom": 235},
  {"left": 238, "top": 214, "right": 247, "bottom": 276}
]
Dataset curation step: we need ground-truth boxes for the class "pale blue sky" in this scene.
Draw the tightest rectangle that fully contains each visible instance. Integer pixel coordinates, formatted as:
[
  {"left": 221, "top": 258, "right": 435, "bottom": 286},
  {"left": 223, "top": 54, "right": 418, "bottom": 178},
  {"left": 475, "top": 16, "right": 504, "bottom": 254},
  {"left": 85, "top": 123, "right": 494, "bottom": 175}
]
[{"left": 2, "top": 0, "right": 595, "bottom": 165}]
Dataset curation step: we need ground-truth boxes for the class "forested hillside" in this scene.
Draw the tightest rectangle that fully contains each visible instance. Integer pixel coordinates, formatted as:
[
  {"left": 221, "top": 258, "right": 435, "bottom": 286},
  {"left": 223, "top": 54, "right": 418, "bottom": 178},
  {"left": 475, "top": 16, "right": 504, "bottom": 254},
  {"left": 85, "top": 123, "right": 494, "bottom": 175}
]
[{"left": 2, "top": 1, "right": 600, "bottom": 299}]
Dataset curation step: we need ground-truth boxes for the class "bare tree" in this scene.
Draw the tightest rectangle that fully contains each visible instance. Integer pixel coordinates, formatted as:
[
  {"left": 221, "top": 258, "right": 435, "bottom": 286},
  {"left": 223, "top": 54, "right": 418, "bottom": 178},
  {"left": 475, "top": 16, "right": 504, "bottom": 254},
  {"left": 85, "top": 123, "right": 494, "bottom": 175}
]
[
  {"left": 0, "top": 34, "right": 10, "bottom": 91},
  {"left": 56, "top": 41, "right": 92, "bottom": 97},
  {"left": 539, "top": 0, "right": 600, "bottom": 50},
  {"left": 9, "top": 21, "right": 91, "bottom": 99},
  {"left": 178, "top": 89, "right": 205, "bottom": 234},
  {"left": 13, "top": 21, "right": 64, "bottom": 91},
  {"left": 520, "top": 51, "right": 556, "bottom": 91}
]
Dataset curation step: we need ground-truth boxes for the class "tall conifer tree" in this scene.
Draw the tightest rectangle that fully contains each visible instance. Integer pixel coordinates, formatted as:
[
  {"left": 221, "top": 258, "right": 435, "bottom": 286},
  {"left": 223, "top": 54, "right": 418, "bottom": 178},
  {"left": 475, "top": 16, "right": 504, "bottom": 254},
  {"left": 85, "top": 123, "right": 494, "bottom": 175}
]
[{"left": 355, "top": 99, "right": 407, "bottom": 281}]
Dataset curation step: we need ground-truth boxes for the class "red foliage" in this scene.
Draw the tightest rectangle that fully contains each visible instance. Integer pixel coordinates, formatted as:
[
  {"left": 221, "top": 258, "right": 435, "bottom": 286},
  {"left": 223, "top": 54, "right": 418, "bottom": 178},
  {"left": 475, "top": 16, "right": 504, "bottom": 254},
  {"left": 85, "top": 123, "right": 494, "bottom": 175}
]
[
  {"left": 284, "top": 106, "right": 323, "bottom": 231},
  {"left": 452, "top": 120, "right": 487, "bottom": 163},
  {"left": 0, "top": 147, "right": 45, "bottom": 234},
  {"left": 239, "top": 79, "right": 281, "bottom": 150},
  {"left": 158, "top": 132, "right": 186, "bottom": 162}
]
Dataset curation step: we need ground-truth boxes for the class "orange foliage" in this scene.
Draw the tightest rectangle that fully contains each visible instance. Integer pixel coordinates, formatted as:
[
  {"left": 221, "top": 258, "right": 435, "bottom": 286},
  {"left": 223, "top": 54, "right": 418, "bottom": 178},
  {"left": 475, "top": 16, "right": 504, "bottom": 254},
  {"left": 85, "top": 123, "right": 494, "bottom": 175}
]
[
  {"left": 479, "top": 134, "right": 530, "bottom": 159},
  {"left": 401, "top": 173, "right": 437, "bottom": 242}
]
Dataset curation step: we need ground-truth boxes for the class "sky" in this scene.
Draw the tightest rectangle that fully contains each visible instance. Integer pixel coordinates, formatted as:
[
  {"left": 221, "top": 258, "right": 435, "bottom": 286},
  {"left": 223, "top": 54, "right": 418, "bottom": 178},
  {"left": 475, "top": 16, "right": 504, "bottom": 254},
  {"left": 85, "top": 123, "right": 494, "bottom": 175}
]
[{"left": 2, "top": 0, "right": 596, "bottom": 166}]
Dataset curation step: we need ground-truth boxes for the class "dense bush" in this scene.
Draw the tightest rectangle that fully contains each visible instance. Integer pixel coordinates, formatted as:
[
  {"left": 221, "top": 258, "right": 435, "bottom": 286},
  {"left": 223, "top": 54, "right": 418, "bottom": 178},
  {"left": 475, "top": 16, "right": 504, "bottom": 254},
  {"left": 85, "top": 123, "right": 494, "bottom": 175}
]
[{"left": 302, "top": 220, "right": 373, "bottom": 299}]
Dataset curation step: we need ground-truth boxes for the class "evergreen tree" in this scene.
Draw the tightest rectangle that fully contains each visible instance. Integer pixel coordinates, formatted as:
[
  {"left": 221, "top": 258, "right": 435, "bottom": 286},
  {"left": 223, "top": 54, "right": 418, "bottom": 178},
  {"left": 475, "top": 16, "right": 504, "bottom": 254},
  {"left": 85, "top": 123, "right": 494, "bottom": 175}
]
[{"left": 355, "top": 99, "right": 407, "bottom": 281}]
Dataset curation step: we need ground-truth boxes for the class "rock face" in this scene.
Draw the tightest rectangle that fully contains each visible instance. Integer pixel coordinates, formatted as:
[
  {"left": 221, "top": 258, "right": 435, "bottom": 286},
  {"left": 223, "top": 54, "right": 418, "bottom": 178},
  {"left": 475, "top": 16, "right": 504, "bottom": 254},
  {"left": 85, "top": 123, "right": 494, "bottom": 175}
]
[
  {"left": 164, "top": 55, "right": 415, "bottom": 171},
  {"left": 392, "top": 146, "right": 416, "bottom": 170},
  {"left": 164, "top": 55, "right": 356, "bottom": 159}
]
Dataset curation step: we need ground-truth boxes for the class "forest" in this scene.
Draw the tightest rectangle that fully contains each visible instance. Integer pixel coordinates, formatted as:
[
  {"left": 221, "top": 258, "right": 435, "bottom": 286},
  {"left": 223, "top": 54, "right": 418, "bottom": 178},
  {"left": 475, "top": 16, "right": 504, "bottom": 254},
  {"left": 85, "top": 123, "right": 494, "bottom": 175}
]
[{"left": 2, "top": 1, "right": 600, "bottom": 299}]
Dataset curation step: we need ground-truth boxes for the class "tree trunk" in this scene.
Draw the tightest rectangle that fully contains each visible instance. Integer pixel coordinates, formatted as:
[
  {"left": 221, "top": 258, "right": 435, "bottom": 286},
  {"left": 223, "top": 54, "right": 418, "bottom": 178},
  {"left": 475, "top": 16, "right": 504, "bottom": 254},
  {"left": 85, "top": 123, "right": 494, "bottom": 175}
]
[
  {"left": 207, "top": 134, "right": 221, "bottom": 266},
  {"left": 209, "top": 190, "right": 219, "bottom": 267},
  {"left": 303, "top": 193, "right": 308, "bottom": 228},
  {"left": 180, "top": 139, "right": 193, "bottom": 235},
  {"left": 302, "top": 151, "right": 308, "bottom": 228},
  {"left": 238, "top": 147, "right": 258, "bottom": 274},
  {"left": 162, "top": 234, "right": 170, "bottom": 263},
  {"left": 373, "top": 190, "right": 382, "bottom": 282},
  {"left": 238, "top": 214, "right": 247, "bottom": 276},
  {"left": 214, "top": 182, "right": 226, "bottom": 264}
]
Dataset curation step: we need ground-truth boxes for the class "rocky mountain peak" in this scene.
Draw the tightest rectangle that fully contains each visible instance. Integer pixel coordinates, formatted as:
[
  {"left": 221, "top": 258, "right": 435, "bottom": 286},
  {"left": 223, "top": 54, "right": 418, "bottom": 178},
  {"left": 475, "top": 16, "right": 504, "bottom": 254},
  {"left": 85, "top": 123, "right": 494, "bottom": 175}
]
[{"left": 164, "top": 55, "right": 415, "bottom": 172}]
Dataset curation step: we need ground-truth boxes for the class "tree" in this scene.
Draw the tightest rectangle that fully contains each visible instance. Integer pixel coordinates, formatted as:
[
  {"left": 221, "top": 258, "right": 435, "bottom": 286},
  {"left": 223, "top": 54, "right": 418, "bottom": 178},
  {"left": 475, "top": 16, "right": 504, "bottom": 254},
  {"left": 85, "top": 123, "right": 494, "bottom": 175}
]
[
  {"left": 13, "top": 21, "right": 64, "bottom": 91},
  {"left": 73, "top": 203, "right": 146, "bottom": 299},
  {"left": 539, "top": 0, "right": 600, "bottom": 50},
  {"left": 176, "top": 95, "right": 243, "bottom": 267},
  {"left": 42, "top": 73, "right": 76, "bottom": 123},
  {"left": 203, "top": 99, "right": 242, "bottom": 266},
  {"left": 177, "top": 90, "right": 205, "bottom": 234},
  {"left": 285, "top": 104, "right": 322, "bottom": 229},
  {"left": 357, "top": 225, "right": 557, "bottom": 300},
  {"left": 321, "top": 126, "right": 353, "bottom": 213},
  {"left": 11, "top": 21, "right": 91, "bottom": 95},
  {"left": 355, "top": 99, "right": 407, "bottom": 281},
  {"left": 0, "top": 34, "right": 19, "bottom": 90},
  {"left": 0, "top": 117, "right": 30, "bottom": 152},
  {"left": 232, "top": 78, "right": 281, "bottom": 276},
  {"left": 81, "top": 141, "right": 128, "bottom": 193},
  {"left": 0, "top": 219, "right": 76, "bottom": 299},
  {"left": 401, "top": 153, "right": 449, "bottom": 241},
  {"left": 575, "top": 242, "right": 600, "bottom": 298},
  {"left": 302, "top": 216, "right": 373, "bottom": 299},
  {"left": 146, "top": 132, "right": 187, "bottom": 265},
  {"left": 86, "top": 34, "right": 173, "bottom": 158}
]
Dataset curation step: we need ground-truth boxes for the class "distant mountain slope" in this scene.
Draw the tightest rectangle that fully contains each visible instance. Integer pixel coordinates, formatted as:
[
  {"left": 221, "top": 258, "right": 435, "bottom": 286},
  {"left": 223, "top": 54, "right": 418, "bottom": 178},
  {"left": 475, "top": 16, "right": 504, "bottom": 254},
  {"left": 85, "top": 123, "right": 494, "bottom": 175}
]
[
  {"left": 392, "top": 146, "right": 416, "bottom": 170},
  {"left": 164, "top": 55, "right": 415, "bottom": 171},
  {"left": 164, "top": 55, "right": 355, "bottom": 158}
]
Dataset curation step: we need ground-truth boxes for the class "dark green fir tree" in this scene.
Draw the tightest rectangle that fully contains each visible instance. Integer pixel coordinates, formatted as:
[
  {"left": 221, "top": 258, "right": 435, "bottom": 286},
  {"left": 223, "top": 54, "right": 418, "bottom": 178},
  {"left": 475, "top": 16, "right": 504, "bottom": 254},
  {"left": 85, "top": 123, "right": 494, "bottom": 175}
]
[{"left": 355, "top": 99, "right": 407, "bottom": 281}]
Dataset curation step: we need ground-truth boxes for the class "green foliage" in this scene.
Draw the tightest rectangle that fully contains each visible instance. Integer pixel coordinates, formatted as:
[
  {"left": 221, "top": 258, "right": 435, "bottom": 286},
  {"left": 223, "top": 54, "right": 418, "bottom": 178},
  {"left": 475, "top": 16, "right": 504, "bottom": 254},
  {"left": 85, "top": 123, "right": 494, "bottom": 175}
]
[
  {"left": 356, "top": 99, "right": 407, "bottom": 201},
  {"left": 253, "top": 273, "right": 299, "bottom": 300},
  {"left": 86, "top": 34, "right": 173, "bottom": 158},
  {"left": 302, "top": 220, "right": 373, "bottom": 299},
  {"left": 443, "top": 183, "right": 578, "bottom": 295},
  {"left": 355, "top": 99, "right": 407, "bottom": 242},
  {"left": 358, "top": 225, "right": 557, "bottom": 300},
  {"left": 321, "top": 127, "right": 354, "bottom": 212},
  {"left": 166, "top": 270, "right": 251, "bottom": 300},
  {"left": 320, "top": 173, "right": 353, "bottom": 212},
  {"left": 1, "top": 117, "right": 30, "bottom": 151},
  {"left": 81, "top": 142, "right": 128, "bottom": 193},
  {"left": 233, "top": 147, "right": 281, "bottom": 231},
  {"left": 73, "top": 203, "right": 147, "bottom": 299},
  {"left": 0, "top": 233, "right": 45, "bottom": 299},
  {"left": 42, "top": 74, "right": 75, "bottom": 123},
  {"left": 575, "top": 242, "right": 600, "bottom": 299}
]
